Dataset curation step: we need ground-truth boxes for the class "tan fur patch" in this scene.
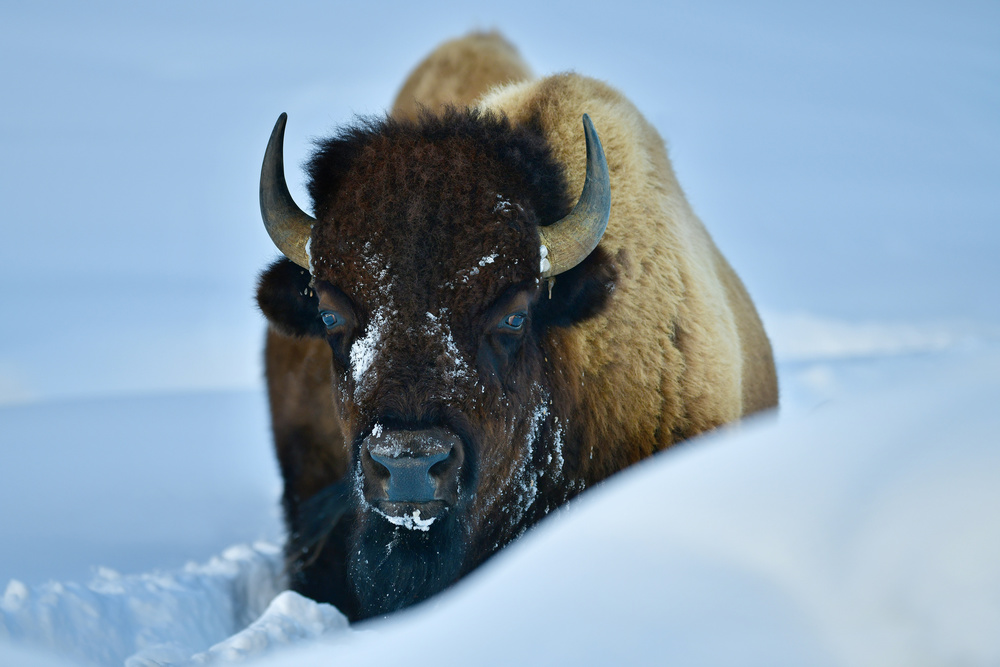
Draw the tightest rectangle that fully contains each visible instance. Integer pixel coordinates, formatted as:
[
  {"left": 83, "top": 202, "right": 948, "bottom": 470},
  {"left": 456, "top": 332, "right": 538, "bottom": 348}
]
[
  {"left": 478, "top": 73, "right": 778, "bottom": 480},
  {"left": 391, "top": 31, "right": 533, "bottom": 120}
]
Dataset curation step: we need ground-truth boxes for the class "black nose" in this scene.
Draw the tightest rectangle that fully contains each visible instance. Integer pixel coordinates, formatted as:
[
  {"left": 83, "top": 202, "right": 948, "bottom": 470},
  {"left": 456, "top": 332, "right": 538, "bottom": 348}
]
[
  {"left": 362, "top": 428, "right": 463, "bottom": 503},
  {"left": 369, "top": 449, "right": 448, "bottom": 502}
]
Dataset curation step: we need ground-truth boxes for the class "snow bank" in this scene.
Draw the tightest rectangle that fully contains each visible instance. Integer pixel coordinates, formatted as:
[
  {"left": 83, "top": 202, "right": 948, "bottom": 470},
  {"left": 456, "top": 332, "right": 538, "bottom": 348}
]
[
  {"left": 246, "top": 349, "right": 1000, "bottom": 666},
  {"left": 762, "top": 311, "right": 989, "bottom": 362},
  {"left": 178, "top": 591, "right": 349, "bottom": 666},
  {"left": 1, "top": 543, "right": 286, "bottom": 667},
  {"left": 5, "top": 349, "right": 999, "bottom": 667}
]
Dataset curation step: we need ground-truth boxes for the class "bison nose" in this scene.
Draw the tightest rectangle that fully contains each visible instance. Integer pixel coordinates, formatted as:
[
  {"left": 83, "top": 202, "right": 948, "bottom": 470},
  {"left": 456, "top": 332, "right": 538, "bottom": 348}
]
[
  {"left": 362, "top": 428, "right": 464, "bottom": 504},
  {"left": 369, "top": 449, "right": 448, "bottom": 502}
]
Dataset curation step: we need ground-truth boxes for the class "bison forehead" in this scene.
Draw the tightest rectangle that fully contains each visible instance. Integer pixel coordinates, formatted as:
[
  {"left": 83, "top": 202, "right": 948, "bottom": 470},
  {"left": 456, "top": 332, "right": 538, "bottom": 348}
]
[
  {"left": 309, "top": 151, "right": 543, "bottom": 311},
  {"left": 304, "top": 109, "right": 571, "bottom": 309}
]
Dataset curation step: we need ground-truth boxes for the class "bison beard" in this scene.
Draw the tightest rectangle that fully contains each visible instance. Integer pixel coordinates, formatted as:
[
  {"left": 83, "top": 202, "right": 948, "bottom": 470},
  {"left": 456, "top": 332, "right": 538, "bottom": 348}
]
[
  {"left": 348, "top": 499, "right": 467, "bottom": 616},
  {"left": 278, "top": 476, "right": 469, "bottom": 618}
]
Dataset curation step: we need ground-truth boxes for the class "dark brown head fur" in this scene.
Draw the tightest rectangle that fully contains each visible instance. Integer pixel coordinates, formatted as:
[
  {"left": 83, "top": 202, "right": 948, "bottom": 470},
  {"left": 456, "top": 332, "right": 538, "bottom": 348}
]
[{"left": 257, "top": 108, "right": 616, "bottom": 619}]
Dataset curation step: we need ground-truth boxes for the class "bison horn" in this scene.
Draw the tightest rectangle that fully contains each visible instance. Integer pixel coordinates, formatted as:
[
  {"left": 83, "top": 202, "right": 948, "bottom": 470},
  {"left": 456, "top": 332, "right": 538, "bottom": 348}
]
[
  {"left": 538, "top": 114, "right": 611, "bottom": 277},
  {"left": 260, "top": 113, "right": 315, "bottom": 270}
]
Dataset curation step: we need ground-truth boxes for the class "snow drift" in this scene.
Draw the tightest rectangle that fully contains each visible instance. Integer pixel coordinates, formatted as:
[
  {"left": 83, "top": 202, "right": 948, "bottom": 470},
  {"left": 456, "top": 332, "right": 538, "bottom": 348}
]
[{"left": 3, "top": 347, "right": 999, "bottom": 666}]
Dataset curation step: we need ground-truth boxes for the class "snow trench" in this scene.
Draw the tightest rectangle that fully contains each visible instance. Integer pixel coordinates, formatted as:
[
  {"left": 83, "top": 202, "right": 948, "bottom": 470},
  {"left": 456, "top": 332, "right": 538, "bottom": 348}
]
[{"left": 0, "top": 542, "right": 348, "bottom": 667}]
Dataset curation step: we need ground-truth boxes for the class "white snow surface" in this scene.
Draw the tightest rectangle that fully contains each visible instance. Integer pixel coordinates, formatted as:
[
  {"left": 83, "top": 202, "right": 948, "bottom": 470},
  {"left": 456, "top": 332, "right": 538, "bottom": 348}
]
[
  {"left": 4, "top": 348, "right": 1000, "bottom": 666},
  {"left": 1, "top": 543, "right": 288, "bottom": 667}
]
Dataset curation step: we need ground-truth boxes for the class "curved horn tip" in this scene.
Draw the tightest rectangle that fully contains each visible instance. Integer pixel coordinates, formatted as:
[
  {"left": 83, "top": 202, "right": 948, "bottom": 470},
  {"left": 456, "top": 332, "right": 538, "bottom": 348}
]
[
  {"left": 274, "top": 112, "right": 288, "bottom": 133},
  {"left": 260, "top": 112, "right": 315, "bottom": 271},
  {"left": 538, "top": 112, "right": 611, "bottom": 278}
]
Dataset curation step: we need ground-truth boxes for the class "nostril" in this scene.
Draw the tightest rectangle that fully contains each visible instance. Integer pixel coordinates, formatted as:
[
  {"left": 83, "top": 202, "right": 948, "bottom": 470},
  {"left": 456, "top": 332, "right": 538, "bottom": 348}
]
[
  {"left": 428, "top": 459, "right": 448, "bottom": 479},
  {"left": 368, "top": 454, "right": 391, "bottom": 482},
  {"left": 428, "top": 446, "right": 458, "bottom": 479}
]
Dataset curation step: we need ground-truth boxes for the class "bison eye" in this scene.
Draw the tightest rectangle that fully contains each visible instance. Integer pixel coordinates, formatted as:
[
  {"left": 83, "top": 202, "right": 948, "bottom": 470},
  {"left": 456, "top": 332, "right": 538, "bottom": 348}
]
[
  {"left": 320, "top": 310, "right": 342, "bottom": 330},
  {"left": 500, "top": 312, "right": 527, "bottom": 331}
]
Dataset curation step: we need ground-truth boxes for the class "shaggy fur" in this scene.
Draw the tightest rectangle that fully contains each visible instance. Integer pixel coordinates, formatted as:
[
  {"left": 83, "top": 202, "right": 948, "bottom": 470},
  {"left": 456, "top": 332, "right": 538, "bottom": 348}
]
[
  {"left": 257, "top": 32, "right": 777, "bottom": 621},
  {"left": 391, "top": 31, "right": 533, "bottom": 121},
  {"left": 476, "top": 74, "right": 779, "bottom": 477}
]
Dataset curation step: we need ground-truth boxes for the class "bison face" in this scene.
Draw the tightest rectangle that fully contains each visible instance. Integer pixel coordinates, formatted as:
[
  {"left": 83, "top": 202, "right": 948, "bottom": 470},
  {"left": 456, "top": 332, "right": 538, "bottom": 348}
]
[{"left": 257, "top": 109, "right": 615, "bottom": 618}]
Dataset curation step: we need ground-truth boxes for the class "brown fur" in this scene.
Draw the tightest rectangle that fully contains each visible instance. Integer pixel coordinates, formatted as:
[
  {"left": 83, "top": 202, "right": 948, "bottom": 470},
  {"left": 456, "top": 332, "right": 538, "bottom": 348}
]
[
  {"left": 258, "top": 32, "right": 777, "bottom": 619},
  {"left": 391, "top": 31, "right": 533, "bottom": 121},
  {"left": 477, "top": 74, "right": 779, "bottom": 481}
]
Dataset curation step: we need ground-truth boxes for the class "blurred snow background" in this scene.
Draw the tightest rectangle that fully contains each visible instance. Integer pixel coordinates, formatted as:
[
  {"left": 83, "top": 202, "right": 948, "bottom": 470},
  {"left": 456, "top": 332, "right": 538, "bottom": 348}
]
[{"left": 1, "top": 0, "right": 998, "bottom": 664}]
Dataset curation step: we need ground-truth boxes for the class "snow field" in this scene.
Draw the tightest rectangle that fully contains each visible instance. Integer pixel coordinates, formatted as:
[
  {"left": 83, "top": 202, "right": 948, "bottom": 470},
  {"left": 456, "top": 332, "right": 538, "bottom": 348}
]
[{"left": 3, "top": 343, "right": 1000, "bottom": 666}]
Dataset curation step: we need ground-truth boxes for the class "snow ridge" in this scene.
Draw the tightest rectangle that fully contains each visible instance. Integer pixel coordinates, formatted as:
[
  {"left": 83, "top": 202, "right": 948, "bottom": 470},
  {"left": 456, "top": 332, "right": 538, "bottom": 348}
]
[{"left": 1, "top": 543, "right": 285, "bottom": 667}]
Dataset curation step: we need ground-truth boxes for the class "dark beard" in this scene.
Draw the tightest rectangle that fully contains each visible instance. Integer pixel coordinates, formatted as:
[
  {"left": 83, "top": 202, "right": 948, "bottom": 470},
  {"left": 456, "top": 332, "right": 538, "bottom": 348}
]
[{"left": 348, "top": 505, "right": 467, "bottom": 619}]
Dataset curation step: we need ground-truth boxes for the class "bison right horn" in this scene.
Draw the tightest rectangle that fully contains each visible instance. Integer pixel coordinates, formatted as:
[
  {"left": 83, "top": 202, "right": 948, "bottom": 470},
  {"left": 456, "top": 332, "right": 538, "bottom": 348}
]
[
  {"left": 538, "top": 114, "right": 611, "bottom": 277},
  {"left": 260, "top": 113, "right": 315, "bottom": 271}
]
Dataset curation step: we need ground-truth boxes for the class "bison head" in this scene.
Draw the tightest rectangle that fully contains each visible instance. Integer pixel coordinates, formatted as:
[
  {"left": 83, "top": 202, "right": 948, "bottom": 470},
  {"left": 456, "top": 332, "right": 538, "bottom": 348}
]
[{"left": 256, "top": 108, "right": 614, "bottom": 618}]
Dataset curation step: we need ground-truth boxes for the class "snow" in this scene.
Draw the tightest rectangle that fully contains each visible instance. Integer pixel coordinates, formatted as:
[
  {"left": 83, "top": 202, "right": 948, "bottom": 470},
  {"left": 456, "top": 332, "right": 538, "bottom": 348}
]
[
  {"left": 177, "top": 591, "right": 349, "bottom": 666},
  {"left": 374, "top": 509, "right": 438, "bottom": 532},
  {"left": 539, "top": 244, "right": 551, "bottom": 274},
  {"left": 7, "top": 349, "right": 1000, "bottom": 666},
  {"left": 349, "top": 306, "right": 388, "bottom": 389},
  {"left": 1, "top": 543, "right": 287, "bottom": 666},
  {"left": 240, "top": 351, "right": 1000, "bottom": 667},
  {"left": 0, "top": 391, "right": 282, "bottom": 587},
  {"left": 422, "top": 309, "right": 469, "bottom": 385},
  {"left": 2, "top": 1, "right": 999, "bottom": 665},
  {"left": 493, "top": 194, "right": 514, "bottom": 215},
  {"left": 762, "top": 311, "right": 988, "bottom": 363}
]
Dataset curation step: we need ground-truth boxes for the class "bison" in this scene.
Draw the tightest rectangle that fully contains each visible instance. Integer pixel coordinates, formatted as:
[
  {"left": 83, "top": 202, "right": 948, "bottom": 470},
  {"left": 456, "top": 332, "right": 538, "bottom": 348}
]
[{"left": 255, "top": 32, "right": 777, "bottom": 621}]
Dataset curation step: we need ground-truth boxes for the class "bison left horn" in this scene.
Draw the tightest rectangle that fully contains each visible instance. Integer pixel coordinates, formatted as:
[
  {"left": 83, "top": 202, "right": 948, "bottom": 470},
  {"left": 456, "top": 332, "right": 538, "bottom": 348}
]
[
  {"left": 538, "top": 114, "right": 611, "bottom": 277},
  {"left": 260, "top": 113, "right": 315, "bottom": 270}
]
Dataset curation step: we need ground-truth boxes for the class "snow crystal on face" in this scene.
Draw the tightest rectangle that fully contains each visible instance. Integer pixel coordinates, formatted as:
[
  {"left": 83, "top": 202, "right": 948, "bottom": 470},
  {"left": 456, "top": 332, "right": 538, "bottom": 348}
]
[
  {"left": 423, "top": 308, "right": 470, "bottom": 385},
  {"left": 305, "top": 236, "right": 314, "bottom": 274},
  {"left": 351, "top": 307, "right": 389, "bottom": 390},
  {"left": 521, "top": 396, "right": 549, "bottom": 505},
  {"left": 539, "top": 244, "right": 551, "bottom": 275},
  {"left": 442, "top": 330, "right": 467, "bottom": 382},
  {"left": 371, "top": 423, "right": 383, "bottom": 439},
  {"left": 375, "top": 508, "right": 437, "bottom": 532},
  {"left": 547, "top": 416, "right": 566, "bottom": 478},
  {"left": 456, "top": 254, "right": 503, "bottom": 285},
  {"left": 493, "top": 193, "right": 513, "bottom": 214}
]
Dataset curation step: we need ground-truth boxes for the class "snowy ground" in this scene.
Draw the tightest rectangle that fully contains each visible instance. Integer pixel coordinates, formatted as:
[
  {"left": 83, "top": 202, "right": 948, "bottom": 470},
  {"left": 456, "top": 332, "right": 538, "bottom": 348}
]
[
  {"left": 1, "top": 1, "right": 998, "bottom": 665},
  {"left": 4, "top": 345, "right": 1000, "bottom": 666}
]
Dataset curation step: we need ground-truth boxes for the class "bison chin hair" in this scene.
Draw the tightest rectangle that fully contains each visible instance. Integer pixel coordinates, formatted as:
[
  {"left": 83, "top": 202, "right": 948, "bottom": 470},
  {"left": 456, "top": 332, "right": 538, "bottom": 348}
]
[{"left": 348, "top": 505, "right": 468, "bottom": 618}]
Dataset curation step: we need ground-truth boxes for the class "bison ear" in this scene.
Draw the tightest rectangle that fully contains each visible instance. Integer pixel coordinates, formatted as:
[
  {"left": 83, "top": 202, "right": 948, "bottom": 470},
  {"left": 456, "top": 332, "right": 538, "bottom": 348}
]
[
  {"left": 538, "top": 246, "right": 618, "bottom": 328},
  {"left": 256, "top": 258, "right": 325, "bottom": 338}
]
